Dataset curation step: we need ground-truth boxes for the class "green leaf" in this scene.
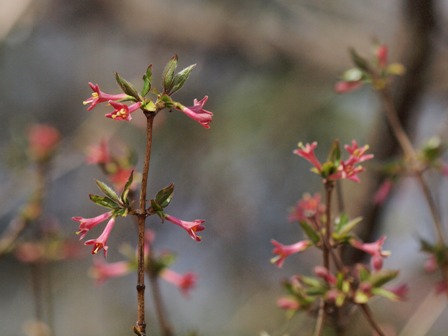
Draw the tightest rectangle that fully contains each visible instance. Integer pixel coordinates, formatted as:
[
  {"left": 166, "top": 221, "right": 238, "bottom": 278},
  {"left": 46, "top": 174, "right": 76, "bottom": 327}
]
[
  {"left": 170, "top": 64, "right": 196, "bottom": 95},
  {"left": 141, "top": 64, "right": 152, "bottom": 97},
  {"left": 120, "top": 170, "right": 134, "bottom": 204},
  {"left": 299, "top": 221, "right": 320, "bottom": 245},
  {"left": 371, "top": 287, "right": 400, "bottom": 301},
  {"left": 162, "top": 55, "right": 178, "bottom": 94},
  {"left": 327, "top": 139, "right": 341, "bottom": 164},
  {"left": 320, "top": 161, "right": 337, "bottom": 178},
  {"left": 159, "top": 94, "right": 174, "bottom": 109},
  {"left": 142, "top": 100, "right": 156, "bottom": 112},
  {"left": 419, "top": 237, "right": 436, "bottom": 253},
  {"left": 349, "top": 48, "right": 370, "bottom": 72},
  {"left": 115, "top": 72, "right": 140, "bottom": 100},
  {"left": 353, "top": 291, "right": 369, "bottom": 304},
  {"left": 113, "top": 207, "right": 129, "bottom": 217},
  {"left": 421, "top": 137, "right": 444, "bottom": 163},
  {"left": 155, "top": 183, "right": 175, "bottom": 208},
  {"left": 96, "top": 180, "right": 120, "bottom": 203},
  {"left": 337, "top": 216, "right": 363, "bottom": 236},
  {"left": 89, "top": 194, "right": 119, "bottom": 209},
  {"left": 369, "top": 269, "right": 399, "bottom": 288},
  {"left": 334, "top": 213, "right": 349, "bottom": 233}
]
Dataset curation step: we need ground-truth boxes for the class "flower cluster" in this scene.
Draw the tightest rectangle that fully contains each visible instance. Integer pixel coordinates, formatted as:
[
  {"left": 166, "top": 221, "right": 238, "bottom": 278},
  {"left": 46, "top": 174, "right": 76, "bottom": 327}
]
[
  {"left": 294, "top": 140, "right": 373, "bottom": 183},
  {"left": 278, "top": 265, "right": 407, "bottom": 313},
  {"left": 83, "top": 55, "right": 213, "bottom": 128},
  {"left": 334, "top": 44, "right": 405, "bottom": 94},
  {"left": 271, "top": 141, "right": 404, "bottom": 327}
]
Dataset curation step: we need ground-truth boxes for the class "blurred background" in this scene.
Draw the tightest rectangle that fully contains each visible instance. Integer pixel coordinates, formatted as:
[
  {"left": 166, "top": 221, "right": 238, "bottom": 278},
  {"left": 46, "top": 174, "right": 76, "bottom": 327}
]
[{"left": 1, "top": 0, "right": 448, "bottom": 335}]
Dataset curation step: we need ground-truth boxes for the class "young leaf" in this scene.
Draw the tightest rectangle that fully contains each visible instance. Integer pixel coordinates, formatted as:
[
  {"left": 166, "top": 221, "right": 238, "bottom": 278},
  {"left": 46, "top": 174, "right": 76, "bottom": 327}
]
[
  {"left": 155, "top": 183, "right": 175, "bottom": 208},
  {"left": 369, "top": 269, "right": 399, "bottom": 288},
  {"left": 327, "top": 139, "right": 341, "bottom": 164},
  {"left": 170, "top": 64, "right": 196, "bottom": 95},
  {"left": 141, "top": 64, "right": 153, "bottom": 97},
  {"left": 299, "top": 221, "right": 320, "bottom": 245},
  {"left": 371, "top": 287, "right": 400, "bottom": 301},
  {"left": 162, "top": 55, "right": 178, "bottom": 94},
  {"left": 115, "top": 72, "right": 140, "bottom": 100},
  {"left": 89, "top": 194, "right": 119, "bottom": 209},
  {"left": 121, "top": 170, "right": 134, "bottom": 204},
  {"left": 349, "top": 48, "right": 370, "bottom": 72},
  {"left": 96, "top": 180, "right": 120, "bottom": 203}
]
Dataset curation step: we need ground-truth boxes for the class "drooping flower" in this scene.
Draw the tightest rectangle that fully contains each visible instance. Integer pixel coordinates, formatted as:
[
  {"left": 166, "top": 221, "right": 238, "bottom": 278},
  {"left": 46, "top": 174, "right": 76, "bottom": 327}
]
[
  {"left": 164, "top": 214, "right": 205, "bottom": 241},
  {"left": 293, "top": 142, "right": 322, "bottom": 172},
  {"left": 175, "top": 96, "right": 213, "bottom": 129},
  {"left": 270, "top": 239, "right": 312, "bottom": 268},
  {"left": 28, "top": 124, "right": 60, "bottom": 161},
  {"left": 105, "top": 101, "right": 142, "bottom": 121},
  {"left": 83, "top": 82, "right": 128, "bottom": 111},
  {"left": 161, "top": 269, "right": 197, "bottom": 298},
  {"left": 84, "top": 216, "right": 116, "bottom": 257},
  {"left": 288, "top": 193, "right": 325, "bottom": 223},
  {"left": 90, "top": 259, "right": 130, "bottom": 285},
  {"left": 350, "top": 236, "right": 391, "bottom": 271},
  {"left": 72, "top": 211, "right": 114, "bottom": 240}
]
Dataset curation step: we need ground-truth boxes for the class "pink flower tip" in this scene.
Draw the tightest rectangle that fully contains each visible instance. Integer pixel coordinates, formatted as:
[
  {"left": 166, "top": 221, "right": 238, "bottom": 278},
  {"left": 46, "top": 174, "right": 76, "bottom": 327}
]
[
  {"left": 164, "top": 214, "right": 205, "bottom": 241},
  {"left": 177, "top": 96, "right": 213, "bottom": 129}
]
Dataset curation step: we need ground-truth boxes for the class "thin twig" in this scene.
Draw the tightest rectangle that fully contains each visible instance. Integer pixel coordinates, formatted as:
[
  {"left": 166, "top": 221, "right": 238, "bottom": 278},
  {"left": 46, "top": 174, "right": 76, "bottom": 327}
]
[
  {"left": 359, "top": 304, "right": 385, "bottom": 336},
  {"left": 135, "top": 113, "right": 156, "bottom": 336}
]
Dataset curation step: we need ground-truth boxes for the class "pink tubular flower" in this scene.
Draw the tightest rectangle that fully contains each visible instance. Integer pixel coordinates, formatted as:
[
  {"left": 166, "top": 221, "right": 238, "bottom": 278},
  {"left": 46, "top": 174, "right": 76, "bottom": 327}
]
[
  {"left": 106, "top": 101, "right": 142, "bottom": 121},
  {"left": 373, "top": 179, "right": 393, "bottom": 205},
  {"left": 293, "top": 142, "right": 322, "bottom": 172},
  {"left": 314, "top": 266, "right": 337, "bottom": 285},
  {"left": 86, "top": 139, "right": 111, "bottom": 165},
  {"left": 288, "top": 193, "right": 325, "bottom": 223},
  {"left": 84, "top": 216, "right": 116, "bottom": 257},
  {"left": 277, "top": 297, "right": 300, "bottom": 310},
  {"left": 164, "top": 214, "right": 205, "bottom": 241},
  {"left": 161, "top": 269, "right": 197, "bottom": 298},
  {"left": 28, "top": 124, "right": 60, "bottom": 161},
  {"left": 330, "top": 140, "right": 373, "bottom": 183},
  {"left": 83, "top": 82, "right": 128, "bottom": 111},
  {"left": 271, "top": 239, "right": 312, "bottom": 268},
  {"left": 334, "top": 80, "right": 363, "bottom": 94},
  {"left": 176, "top": 96, "right": 213, "bottom": 129},
  {"left": 344, "top": 140, "right": 374, "bottom": 164},
  {"left": 90, "top": 259, "right": 130, "bottom": 285},
  {"left": 350, "top": 236, "right": 391, "bottom": 271},
  {"left": 72, "top": 211, "right": 114, "bottom": 240}
]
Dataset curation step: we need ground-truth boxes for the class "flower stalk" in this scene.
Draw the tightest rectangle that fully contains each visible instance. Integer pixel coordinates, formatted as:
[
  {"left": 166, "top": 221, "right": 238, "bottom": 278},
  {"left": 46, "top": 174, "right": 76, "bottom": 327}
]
[{"left": 134, "top": 112, "right": 156, "bottom": 336}]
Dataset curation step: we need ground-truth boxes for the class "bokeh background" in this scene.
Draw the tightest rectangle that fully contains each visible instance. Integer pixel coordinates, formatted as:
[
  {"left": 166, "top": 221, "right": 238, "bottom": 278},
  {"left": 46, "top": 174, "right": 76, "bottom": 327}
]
[{"left": 1, "top": 0, "right": 448, "bottom": 335}]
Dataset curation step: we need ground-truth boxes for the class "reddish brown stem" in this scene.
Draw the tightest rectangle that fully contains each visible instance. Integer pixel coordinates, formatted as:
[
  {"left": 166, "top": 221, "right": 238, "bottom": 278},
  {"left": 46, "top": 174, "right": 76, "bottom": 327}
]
[
  {"left": 360, "top": 304, "right": 385, "bottom": 336},
  {"left": 134, "top": 113, "right": 156, "bottom": 336}
]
